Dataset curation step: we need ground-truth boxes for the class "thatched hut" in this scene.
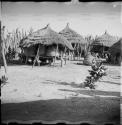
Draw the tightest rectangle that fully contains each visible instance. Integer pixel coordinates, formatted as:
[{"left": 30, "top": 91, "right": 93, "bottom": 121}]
[
  {"left": 59, "top": 23, "right": 87, "bottom": 60},
  {"left": 20, "top": 24, "right": 73, "bottom": 66},
  {"left": 109, "top": 38, "right": 122, "bottom": 65},
  {"left": 91, "top": 31, "right": 118, "bottom": 57}
]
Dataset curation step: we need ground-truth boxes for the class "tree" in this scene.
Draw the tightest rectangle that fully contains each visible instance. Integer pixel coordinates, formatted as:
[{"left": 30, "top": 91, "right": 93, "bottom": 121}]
[
  {"left": 1, "top": 26, "right": 7, "bottom": 75},
  {"left": 0, "top": 26, "right": 8, "bottom": 85}
]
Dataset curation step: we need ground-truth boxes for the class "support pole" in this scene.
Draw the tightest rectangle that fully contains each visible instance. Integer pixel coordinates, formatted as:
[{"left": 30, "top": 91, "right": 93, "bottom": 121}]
[
  {"left": 102, "top": 44, "right": 104, "bottom": 58},
  {"left": 74, "top": 43, "right": 77, "bottom": 60},
  {"left": 61, "top": 51, "right": 63, "bottom": 67},
  {"left": 54, "top": 44, "right": 58, "bottom": 66},
  {"left": 68, "top": 50, "right": 70, "bottom": 60},
  {"left": 32, "top": 44, "right": 40, "bottom": 68},
  {"left": 64, "top": 46, "right": 67, "bottom": 65},
  {"left": 25, "top": 56, "right": 28, "bottom": 64},
  {"left": 80, "top": 44, "right": 82, "bottom": 60}
]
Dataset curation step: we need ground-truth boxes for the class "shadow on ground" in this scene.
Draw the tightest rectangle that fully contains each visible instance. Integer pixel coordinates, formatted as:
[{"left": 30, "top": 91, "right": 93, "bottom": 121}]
[
  {"left": 43, "top": 80, "right": 120, "bottom": 97},
  {"left": 58, "top": 88, "right": 120, "bottom": 97},
  {"left": 7, "top": 61, "right": 50, "bottom": 67},
  {"left": 1, "top": 80, "right": 120, "bottom": 124},
  {"left": 73, "top": 62, "right": 90, "bottom": 66},
  {"left": 99, "top": 80, "right": 120, "bottom": 85},
  {"left": 1, "top": 96, "right": 120, "bottom": 124},
  {"left": 43, "top": 80, "right": 84, "bottom": 88}
]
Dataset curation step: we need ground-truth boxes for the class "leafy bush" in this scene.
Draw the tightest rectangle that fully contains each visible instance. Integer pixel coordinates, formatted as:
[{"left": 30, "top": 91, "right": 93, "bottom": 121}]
[{"left": 84, "top": 62, "right": 107, "bottom": 89}]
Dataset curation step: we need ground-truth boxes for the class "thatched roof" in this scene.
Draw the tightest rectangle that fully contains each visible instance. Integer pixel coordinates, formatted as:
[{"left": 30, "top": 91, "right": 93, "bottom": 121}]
[
  {"left": 92, "top": 31, "right": 118, "bottom": 47},
  {"left": 20, "top": 24, "right": 73, "bottom": 50},
  {"left": 109, "top": 38, "right": 122, "bottom": 56},
  {"left": 59, "top": 23, "right": 87, "bottom": 44}
]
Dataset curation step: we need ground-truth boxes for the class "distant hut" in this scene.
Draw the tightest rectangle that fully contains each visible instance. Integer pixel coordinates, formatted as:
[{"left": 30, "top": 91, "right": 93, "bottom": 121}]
[
  {"left": 59, "top": 23, "right": 87, "bottom": 60},
  {"left": 109, "top": 38, "right": 122, "bottom": 65},
  {"left": 91, "top": 31, "right": 118, "bottom": 57},
  {"left": 20, "top": 24, "right": 73, "bottom": 66}
]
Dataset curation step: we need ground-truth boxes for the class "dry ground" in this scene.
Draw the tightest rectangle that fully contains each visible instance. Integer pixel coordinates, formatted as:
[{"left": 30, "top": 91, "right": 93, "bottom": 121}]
[{"left": 1, "top": 60, "right": 121, "bottom": 124}]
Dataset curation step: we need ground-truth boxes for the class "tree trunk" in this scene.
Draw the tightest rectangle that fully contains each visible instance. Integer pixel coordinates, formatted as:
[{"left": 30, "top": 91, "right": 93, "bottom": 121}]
[{"left": 1, "top": 26, "right": 7, "bottom": 76}]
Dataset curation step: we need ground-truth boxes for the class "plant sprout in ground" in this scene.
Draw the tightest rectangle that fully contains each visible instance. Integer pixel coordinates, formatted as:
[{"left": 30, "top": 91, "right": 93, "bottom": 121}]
[{"left": 84, "top": 62, "right": 107, "bottom": 89}]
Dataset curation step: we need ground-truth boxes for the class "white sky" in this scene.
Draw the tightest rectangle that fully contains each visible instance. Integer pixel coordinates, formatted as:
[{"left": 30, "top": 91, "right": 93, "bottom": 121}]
[{"left": 1, "top": 2, "right": 122, "bottom": 37}]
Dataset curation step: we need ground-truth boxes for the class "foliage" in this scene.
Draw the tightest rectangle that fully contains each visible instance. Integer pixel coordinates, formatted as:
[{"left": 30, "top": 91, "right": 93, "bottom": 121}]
[
  {"left": 84, "top": 62, "right": 107, "bottom": 89},
  {"left": 0, "top": 75, "right": 8, "bottom": 87},
  {"left": 3, "top": 27, "right": 34, "bottom": 61},
  {"left": 84, "top": 35, "right": 94, "bottom": 57}
]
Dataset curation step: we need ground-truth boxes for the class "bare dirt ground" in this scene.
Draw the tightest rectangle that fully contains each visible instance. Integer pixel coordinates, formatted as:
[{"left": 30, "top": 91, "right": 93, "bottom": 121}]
[{"left": 1, "top": 60, "right": 121, "bottom": 124}]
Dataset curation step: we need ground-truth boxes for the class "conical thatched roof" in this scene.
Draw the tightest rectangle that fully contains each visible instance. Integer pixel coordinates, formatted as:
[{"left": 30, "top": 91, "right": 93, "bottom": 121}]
[
  {"left": 92, "top": 31, "right": 118, "bottom": 47},
  {"left": 59, "top": 23, "right": 87, "bottom": 44},
  {"left": 20, "top": 24, "right": 73, "bottom": 50},
  {"left": 109, "top": 38, "right": 122, "bottom": 56}
]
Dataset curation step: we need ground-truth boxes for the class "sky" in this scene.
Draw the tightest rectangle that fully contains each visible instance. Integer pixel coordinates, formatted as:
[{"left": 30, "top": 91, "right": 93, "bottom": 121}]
[{"left": 1, "top": 1, "right": 122, "bottom": 37}]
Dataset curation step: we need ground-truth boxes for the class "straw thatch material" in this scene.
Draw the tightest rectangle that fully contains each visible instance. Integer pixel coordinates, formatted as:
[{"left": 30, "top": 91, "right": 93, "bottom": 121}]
[
  {"left": 23, "top": 45, "right": 46, "bottom": 57},
  {"left": 20, "top": 24, "right": 73, "bottom": 50},
  {"left": 92, "top": 31, "right": 118, "bottom": 47},
  {"left": 45, "top": 46, "right": 59, "bottom": 57},
  {"left": 59, "top": 23, "right": 87, "bottom": 44},
  {"left": 108, "top": 38, "right": 122, "bottom": 65},
  {"left": 109, "top": 38, "right": 122, "bottom": 55}
]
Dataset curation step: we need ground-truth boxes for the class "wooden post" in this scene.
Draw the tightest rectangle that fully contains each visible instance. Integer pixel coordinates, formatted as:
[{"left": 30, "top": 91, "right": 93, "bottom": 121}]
[
  {"left": 32, "top": 44, "right": 40, "bottom": 68},
  {"left": 68, "top": 50, "right": 70, "bottom": 60},
  {"left": 74, "top": 43, "right": 77, "bottom": 60},
  {"left": 57, "top": 44, "right": 59, "bottom": 58},
  {"left": 72, "top": 50, "right": 74, "bottom": 60},
  {"left": 54, "top": 44, "right": 58, "bottom": 66},
  {"left": 61, "top": 51, "right": 63, "bottom": 67},
  {"left": 102, "top": 44, "right": 104, "bottom": 58},
  {"left": 54, "top": 46, "right": 56, "bottom": 63},
  {"left": 64, "top": 46, "right": 67, "bottom": 65},
  {"left": 80, "top": 44, "right": 82, "bottom": 60},
  {"left": 25, "top": 56, "right": 28, "bottom": 64},
  {"left": 52, "top": 57, "right": 55, "bottom": 66},
  {"left": 77, "top": 43, "right": 80, "bottom": 60}
]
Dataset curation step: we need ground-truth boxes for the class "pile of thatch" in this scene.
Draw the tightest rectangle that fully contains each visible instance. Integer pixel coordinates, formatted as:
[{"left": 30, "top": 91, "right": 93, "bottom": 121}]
[
  {"left": 59, "top": 23, "right": 87, "bottom": 45},
  {"left": 92, "top": 31, "right": 118, "bottom": 47},
  {"left": 83, "top": 52, "right": 95, "bottom": 66},
  {"left": 20, "top": 24, "right": 73, "bottom": 50}
]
